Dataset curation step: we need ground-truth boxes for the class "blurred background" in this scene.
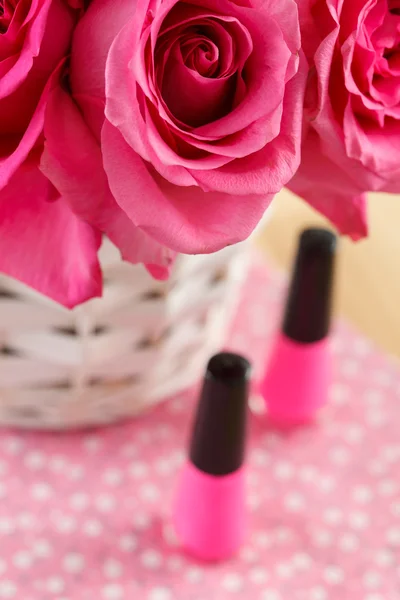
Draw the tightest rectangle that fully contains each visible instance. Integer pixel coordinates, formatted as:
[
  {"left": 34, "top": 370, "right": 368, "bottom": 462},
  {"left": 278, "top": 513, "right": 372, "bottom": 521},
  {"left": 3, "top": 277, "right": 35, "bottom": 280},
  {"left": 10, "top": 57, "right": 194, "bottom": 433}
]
[{"left": 257, "top": 189, "right": 400, "bottom": 359}]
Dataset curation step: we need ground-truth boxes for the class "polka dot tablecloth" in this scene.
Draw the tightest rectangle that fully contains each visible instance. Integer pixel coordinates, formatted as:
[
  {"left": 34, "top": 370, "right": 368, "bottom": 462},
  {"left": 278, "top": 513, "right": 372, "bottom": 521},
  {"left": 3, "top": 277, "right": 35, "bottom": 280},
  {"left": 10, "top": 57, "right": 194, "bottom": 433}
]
[{"left": 0, "top": 260, "right": 399, "bottom": 600}]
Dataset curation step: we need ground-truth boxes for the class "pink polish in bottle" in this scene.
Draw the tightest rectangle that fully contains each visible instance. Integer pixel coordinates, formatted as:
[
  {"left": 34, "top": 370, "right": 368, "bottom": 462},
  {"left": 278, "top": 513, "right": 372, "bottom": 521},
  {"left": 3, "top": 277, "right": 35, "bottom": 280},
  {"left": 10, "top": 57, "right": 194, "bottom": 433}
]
[
  {"left": 173, "top": 352, "right": 251, "bottom": 561},
  {"left": 260, "top": 228, "right": 337, "bottom": 424}
]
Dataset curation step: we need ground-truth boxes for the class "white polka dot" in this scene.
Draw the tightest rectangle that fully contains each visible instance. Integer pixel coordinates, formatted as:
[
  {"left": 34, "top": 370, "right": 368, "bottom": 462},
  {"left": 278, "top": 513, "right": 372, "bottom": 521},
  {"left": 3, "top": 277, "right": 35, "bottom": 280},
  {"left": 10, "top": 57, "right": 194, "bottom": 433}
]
[
  {"left": 382, "top": 445, "right": 400, "bottom": 462},
  {"left": 140, "top": 483, "right": 159, "bottom": 502},
  {"left": 102, "top": 583, "right": 123, "bottom": 600},
  {"left": 284, "top": 492, "right": 305, "bottom": 512},
  {"left": 33, "top": 539, "right": 53, "bottom": 558},
  {"left": 70, "top": 465, "right": 85, "bottom": 480},
  {"left": 185, "top": 567, "right": 203, "bottom": 583},
  {"left": 324, "top": 507, "right": 343, "bottom": 526},
  {"left": 166, "top": 555, "right": 183, "bottom": 571},
  {"left": 274, "top": 461, "right": 294, "bottom": 480},
  {"left": 49, "top": 455, "right": 66, "bottom": 472},
  {"left": 249, "top": 567, "right": 269, "bottom": 585},
  {"left": 0, "top": 482, "right": 6, "bottom": 499},
  {"left": 363, "top": 571, "right": 381, "bottom": 589},
  {"left": 366, "top": 409, "right": 387, "bottom": 428},
  {"left": 251, "top": 449, "right": 270, "bottom": 466},
  {"left": 119, "top": 534, "right": 138, "bottom": 552},
  {"left": 309, "top": 587, "right": 327, "bottom": 600},
  {"left": 375, "top": 548, "right": 394, "bottom": 567},
  {"left": 368, "top": 461, "right": 386, "bottom": 476},
  {"left": 133, "top": 513, "right": 151, "bottom": 531},
  {"left": 31, "top": 482, "right": 52, "bottom": 501},
  {"left": 372, "top": 370, "right": 392, "bottom": 386},
  {"left": 70, "top": 492, "right": 89, "bottom": 511},
  {"left": 341, "top": 359, "right": 359, "bottom": 377},
  {"left": 247, "top": 492, "right": 262, "bottom": 510},
  {"left": 154, "top": 458, "right": 173, "bottom": 475},
  {"left": 103, "top": 558, "right": 123, "bottom": 579},
  {"left": 162, "top": 524, "right": 179, "bottom": 548},
  {"left": 83, "top": 519, "right": 103, "bottom": 537},
  {"left": 352, "top": 486, "right": 373, "bottom": 504},
  {"left": 95, "top": 494, "right": 115, "bottom": 513},
  {"left": 53, "top": 513, "right": 76, "bottom": 534},
  {"left": 318, "top": 476, "right": 335, "bottom": 493},
  {"left": 0, "top": 581, "right": 17, "bottom": 598},
  {"left": 329, "top": 446, "right": 350, "bottom": 465},
  {"left": 24, "top": 451, "right": 46, "bottom": 470},
  {"left": 276, "top": 563, "right": 293, "bottom": 579},
  {"left": 83, "top": 436, "right": 101, "bottom": 453},
  {"left": 330, "top": 383, "right": 350, "bottom": 405},
  {"left": 121, "top": 443, "right": 137, "bottom": 457},
  {"left": 0, "top": 518, "right": 14, "bottom": 535},
  {"left": 324, "top": 565, "right": 344, "bottom": 585},
  {"left": 12, "top": 551, "right": 32, "bottom": 570},
  {"left": 46, "top": 577, "right": 65, "bottom": 594},
  {"left": 391, "top": 501, "right": 400, "bottom": 517},
  {"left": 239, "top": 547, "right": 258, "bottom": 562},
  {"left": 221, "top": 573, "right": 243, "bottom": 592},
  {"left": 17, "top": 512, "right": 35, "bottom": 530},
  {"left": 4, "top": 437, "right": 23, "bottom": 455},
  {"left": 348, "top": 511, "right": 369, "bottom": 530},
  {"left": 377, "top": 479, "right": 397, "bottom": 496},
  {"left": 353, "top": 338, "right": 371, "bottom": 356},
  {"left": 249, "top": 394, "right": 267, "bottom": 415},
  {"left": 103, "top": 469, "right": 123, "bottom": 486},
  {"left": 253, "top": 531, "right": 273, "bottom": 548},
  {"left": 275, "top": 526, "right": 293, "bottom": 543},
  {"left": 298, "top": 465, "right": 318, "bottom": 482},
  {"left": 260, "top": 590, "right": 280, "bottom": 600},
  {"left": 129, "top": 462, "right": 148, "bottom": 478},
  {"left": 338, "top": 533, "right": 359, "bottom": 553},
  {"left": 63, "top": 552, "right": 85, "bottom": 574},
  {"left": 364, "top": 595, "right": 384, "bottom": 600},
  {"left": 344, "top": 425, "right": 364, "bottom": 444},
  {"left": 148, "top": 588, "right": 171, "bottom": 600},
  {"left": 386, "top": 527, "right": 400, "bottom": 546},
  {"left": 141, "top": 549, "right": 162, "bottom": 570},
  {"left": 364, "top": 389, "right": 384, "bottom": 404},
  {"left": 312, "top": 530, "right": 333, "bottom": 548},
  {"left": 292, "top": 553, "right": 313, "bottom": 570}
]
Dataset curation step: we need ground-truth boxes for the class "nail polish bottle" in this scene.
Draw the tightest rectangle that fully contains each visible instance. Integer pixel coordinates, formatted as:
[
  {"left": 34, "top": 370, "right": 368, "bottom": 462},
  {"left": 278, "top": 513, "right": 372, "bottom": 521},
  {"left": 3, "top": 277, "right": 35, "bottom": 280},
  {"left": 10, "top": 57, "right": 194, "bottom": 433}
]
[
  {"left": 173, "top": 352, "right": 251, "bottom": 561},
  {"left": 260, "top": 227, "right": 337, "bottom": 424}
]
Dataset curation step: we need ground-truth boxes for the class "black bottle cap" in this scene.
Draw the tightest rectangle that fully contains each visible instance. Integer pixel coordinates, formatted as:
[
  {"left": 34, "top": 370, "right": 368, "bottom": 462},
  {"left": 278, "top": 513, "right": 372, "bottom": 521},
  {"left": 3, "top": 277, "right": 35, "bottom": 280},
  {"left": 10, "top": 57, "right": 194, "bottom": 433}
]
[
  {"left": 189, "top": 352, "right": 251, "bottom": 476},
  {"left": 282, "top": 228, "right": 337, "bottom": 344}
]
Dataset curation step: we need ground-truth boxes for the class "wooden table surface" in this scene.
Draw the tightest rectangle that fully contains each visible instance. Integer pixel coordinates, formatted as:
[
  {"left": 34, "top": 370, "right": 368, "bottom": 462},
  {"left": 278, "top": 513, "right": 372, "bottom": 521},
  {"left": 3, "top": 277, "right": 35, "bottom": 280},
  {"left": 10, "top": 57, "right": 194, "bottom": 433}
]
[{"left": 256, "top": 189, "right": 400, "bottom": 359}]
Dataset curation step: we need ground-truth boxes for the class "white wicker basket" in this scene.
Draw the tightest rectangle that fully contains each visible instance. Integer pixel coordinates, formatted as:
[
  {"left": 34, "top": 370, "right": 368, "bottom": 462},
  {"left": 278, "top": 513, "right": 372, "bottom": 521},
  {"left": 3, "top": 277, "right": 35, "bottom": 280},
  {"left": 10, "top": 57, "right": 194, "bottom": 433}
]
[{"left": 0, "top": 240, "right": 249, "bottom": 429}]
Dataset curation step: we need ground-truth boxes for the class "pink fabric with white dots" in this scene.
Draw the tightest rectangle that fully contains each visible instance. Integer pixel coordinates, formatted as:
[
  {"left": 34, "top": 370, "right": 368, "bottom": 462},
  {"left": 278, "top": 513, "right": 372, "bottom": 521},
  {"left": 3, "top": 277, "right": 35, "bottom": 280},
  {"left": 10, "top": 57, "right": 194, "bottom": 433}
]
[{"left": 0, "top": 260, "right": 399, "bottom": 600}]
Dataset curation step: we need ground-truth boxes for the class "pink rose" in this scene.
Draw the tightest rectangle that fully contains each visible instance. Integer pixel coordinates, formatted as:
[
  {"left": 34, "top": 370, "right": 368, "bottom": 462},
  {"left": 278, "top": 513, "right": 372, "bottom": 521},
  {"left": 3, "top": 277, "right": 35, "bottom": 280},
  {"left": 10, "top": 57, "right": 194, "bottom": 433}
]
[
  {"left": 0, "top": 1, "right": 104, "bottom": 307},
  {"left": 43, "top": 0, "right": 306, "bottom": 255},
  {"left": 289, "top": 0, "right": 400, "bottom": 238},
  {"left": 0, "top": 0, "right": 76, "bottom": 186}
]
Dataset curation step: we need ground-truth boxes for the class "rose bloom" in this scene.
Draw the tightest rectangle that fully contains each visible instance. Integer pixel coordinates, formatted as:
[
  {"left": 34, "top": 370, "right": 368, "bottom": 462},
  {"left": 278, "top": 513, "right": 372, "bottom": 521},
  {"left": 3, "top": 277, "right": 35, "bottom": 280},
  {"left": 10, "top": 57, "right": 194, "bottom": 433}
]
[
  {"left": 42, "top": 0, "right": 306, "bottom": 260},
  {"left": 289, "top": 0, "right": 400, "bottom": 238},
  {"left": 0, "top": 0, "right": 105, "bottom": 307}
]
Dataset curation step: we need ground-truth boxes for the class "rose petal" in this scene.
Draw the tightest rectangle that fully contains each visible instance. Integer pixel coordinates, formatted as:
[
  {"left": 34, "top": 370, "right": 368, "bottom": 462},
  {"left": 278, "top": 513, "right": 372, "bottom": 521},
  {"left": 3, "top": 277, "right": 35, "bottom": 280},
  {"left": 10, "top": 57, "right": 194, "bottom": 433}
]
[
  {"left": 41, "top": 84, "right": 176, "bottom": 276},
  {"left": 287, "top": 129, "right": 368, "bottom": 240},
  {"left": 189, "top": 57, "right": 307, "bottom": 195},
  {"left": 102, "top": 119, "right": 273, "bottom": 253},
  {"left": 0, "top": 160, "right": 102, "bottom": 307},
  {"left": 0, "top": 61, "right": 64, "bottom": 191}
]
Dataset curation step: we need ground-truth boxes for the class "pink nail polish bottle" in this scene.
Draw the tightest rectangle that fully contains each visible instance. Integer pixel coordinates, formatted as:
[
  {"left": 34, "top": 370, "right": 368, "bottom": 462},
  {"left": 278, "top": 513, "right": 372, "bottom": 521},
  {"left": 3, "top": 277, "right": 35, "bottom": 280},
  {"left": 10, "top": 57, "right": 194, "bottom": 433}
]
[
  {"left": 260, "top": 228, "right": 337, "bottom": 424},
  {"left": 173, "top": 352, "right": 251, "bottom": 561}
]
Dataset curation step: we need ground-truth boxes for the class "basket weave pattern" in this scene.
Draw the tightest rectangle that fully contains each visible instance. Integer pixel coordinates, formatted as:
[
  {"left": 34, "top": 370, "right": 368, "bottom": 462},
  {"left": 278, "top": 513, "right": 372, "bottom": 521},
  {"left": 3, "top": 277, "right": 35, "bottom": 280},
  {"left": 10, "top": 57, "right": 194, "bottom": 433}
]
[{"left": 0, "top": 240, "right": 248, "bottom": 429}]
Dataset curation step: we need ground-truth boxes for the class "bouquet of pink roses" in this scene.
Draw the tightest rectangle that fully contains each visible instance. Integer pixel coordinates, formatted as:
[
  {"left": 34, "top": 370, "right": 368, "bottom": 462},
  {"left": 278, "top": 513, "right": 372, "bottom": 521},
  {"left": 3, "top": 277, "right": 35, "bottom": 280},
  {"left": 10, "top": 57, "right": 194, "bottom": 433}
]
[{"left": 0, "top": 0, "right": 398, "bottom": 307}]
